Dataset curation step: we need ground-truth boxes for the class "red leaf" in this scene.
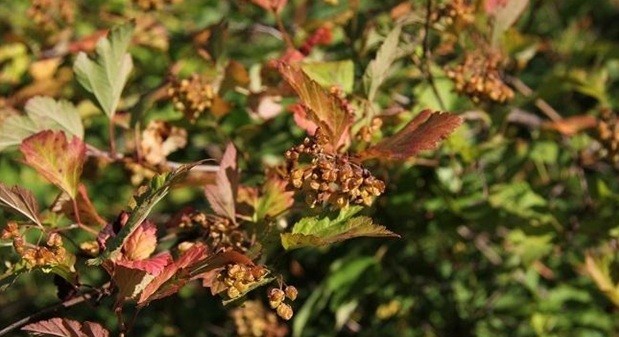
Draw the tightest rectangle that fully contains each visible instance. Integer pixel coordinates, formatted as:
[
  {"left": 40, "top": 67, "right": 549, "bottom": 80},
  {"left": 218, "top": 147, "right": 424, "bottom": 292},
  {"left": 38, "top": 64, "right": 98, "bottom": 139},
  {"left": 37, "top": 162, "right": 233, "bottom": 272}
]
[
  {"left": 290, "top": 103, "right": 318, "bottom": 135},
  {"left": 122, "top": 220, "right": 157, "bottom": 261},
  {"left": 22, "top": 317, "right": 109, "bottom": 337},
  {"left": 249, "top": 0, "right": 287, "bottom": 13},
  {"left": 115, "top": 252, "right": 172, "bottom": 275},
  {"left": 359, "top": 110, "right": 462, "bottom": 161},
  {"left": 137, "top": 244, "right": 208, "bottom": 306},
  {"left": 204, "top": 143, "right": 238, "bottom": 221},
  {"left": 20, "top": 130, "right": 86, "bottom": 199},
  {"left": 278, "top": 62, "right": 353, "bottom": 151}
]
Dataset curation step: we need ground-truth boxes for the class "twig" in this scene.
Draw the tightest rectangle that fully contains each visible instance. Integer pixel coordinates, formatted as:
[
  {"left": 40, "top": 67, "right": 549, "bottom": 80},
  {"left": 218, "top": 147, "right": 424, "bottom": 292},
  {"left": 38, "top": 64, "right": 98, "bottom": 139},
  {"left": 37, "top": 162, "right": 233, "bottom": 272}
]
[
  {"left": 0, "top": 283, "right": 112, "bottom": 336},
  {"left": 274, "top": 11, "right": 294, "bottom": 50},
  {"left": 421, "top": 0, "right": 447, "bottom": 111},
  {"left": 108, "top": 122, "right": 117, "bottom": 159},
  {"left": 506, "top": 76, "right": 562, "bottom": 122},
  {"left": 71, "top": 198, "right": 98, "bottom": 236}
]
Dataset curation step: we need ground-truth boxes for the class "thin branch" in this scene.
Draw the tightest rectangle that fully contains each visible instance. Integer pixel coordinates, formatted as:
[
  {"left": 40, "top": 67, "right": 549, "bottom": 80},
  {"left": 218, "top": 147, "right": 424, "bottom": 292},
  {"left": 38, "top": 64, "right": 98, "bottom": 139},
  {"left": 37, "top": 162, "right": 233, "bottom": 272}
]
[
  {"left": 506, "top": 76, "right": 562, "bottom": 122},
  {"left": 0, "top": 283, "right": 112, "bottom": 336},
  {"left": 421, "top": 0, "right": 447, "bottom": 111}
]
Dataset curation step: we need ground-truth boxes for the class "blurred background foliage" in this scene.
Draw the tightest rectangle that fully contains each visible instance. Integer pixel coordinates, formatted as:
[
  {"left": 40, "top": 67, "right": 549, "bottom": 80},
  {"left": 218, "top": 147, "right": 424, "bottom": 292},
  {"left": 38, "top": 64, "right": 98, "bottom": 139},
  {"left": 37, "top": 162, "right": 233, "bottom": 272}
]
[{"left": 2, "top": 0, "right": 619, "bottom": 336}]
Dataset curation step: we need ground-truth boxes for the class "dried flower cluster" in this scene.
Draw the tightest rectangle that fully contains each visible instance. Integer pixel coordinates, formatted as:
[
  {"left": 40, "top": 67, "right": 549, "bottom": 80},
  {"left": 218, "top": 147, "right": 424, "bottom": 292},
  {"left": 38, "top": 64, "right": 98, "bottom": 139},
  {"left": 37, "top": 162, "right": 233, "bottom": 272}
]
[
  {"left": 217, "top": 263, "right": 268, "bottom": 299},
  {"left": 356, "top": 117, "right": 383, "bottom": 142},
  {"left": 133, "top": 0, "right": 182, "bottom": 10},
  {"left": 167, "top": 74, "right": 215, "bottom": 122},
  {"left": 230, "top": 300, "right": 288, "bottom": 337},
  {"left": 140, "top": 120, "right": 187, "bottom": 165},
  {"left": 285, "top": 131, "right": 385, "bottom": 208},
  {"left": 435, "top": 0, "right": 475, "bottom": 27},
  {"left": 596, "top": 109, "right": 619, "bottom": 167},
  {"left": 172, "top": 210, "right": 250, "bottom": 252},
  {"left": 2, "top": 223, "right": 67, "bottom": 269},
  {"left": 445, "top": 50, "right": 514, "bottom": 103},
  {"left": 27, "top": 0, "right": 75, "bottom": 31},
  {"left": 267, "top": 286, "right": 297, "bottom": 320}
]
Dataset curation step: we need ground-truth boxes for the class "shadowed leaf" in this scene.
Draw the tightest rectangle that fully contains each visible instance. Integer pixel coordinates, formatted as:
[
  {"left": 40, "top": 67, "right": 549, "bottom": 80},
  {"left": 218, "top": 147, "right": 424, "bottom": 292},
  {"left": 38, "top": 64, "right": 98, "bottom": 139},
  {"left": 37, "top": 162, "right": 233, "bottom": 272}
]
[
  {"left": 360, "top": 110, "right": 462, "bottom": 161},
  {"left": 51, "top": 184, "right": 107, "bottom": 227},
  {"left": 0, "top": 183, "right": 41, "bottom": 226},
  {"left": 205, "top": 143, "right": 238, "bottom": 221},
  {"left": 20, "top": 131, "right": 86, "bottom": 199},
  {"left": 22, "top": 317, "right": 109, "bottom": 337}
]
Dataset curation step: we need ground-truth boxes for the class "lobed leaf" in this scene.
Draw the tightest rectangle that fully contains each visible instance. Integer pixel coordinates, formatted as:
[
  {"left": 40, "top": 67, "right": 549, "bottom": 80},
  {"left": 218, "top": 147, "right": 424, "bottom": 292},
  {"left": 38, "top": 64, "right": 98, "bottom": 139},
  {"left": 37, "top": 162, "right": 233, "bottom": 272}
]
[
  {"left": 359, "top": 109, "right": 462, "bottom": 161},
  {"left": 0, "top": 96, "right": 83, "bottom": 152},
  {"left": 281, "top": 206, "right": 398, "bottom": 250},
  {"left": 73, "top": 22, "right": 134, "bottom": 118},
  {"left": 0, "top": 183, "right": 41, "bottom": 226},
  {"left": 204, "top": 143, "right": 238, "bottom": 221},
  {"left": 20, "top": 131, "right": 86, "bottom": 199},
  {"left": 279, "top": 62, "right": 353, "bottom": 150},
  {"left": 22, "top": 317, "right": 109, "bottom": 337},
  {"left": 301, "top": 60, "right": 355, "bottom": 94}
]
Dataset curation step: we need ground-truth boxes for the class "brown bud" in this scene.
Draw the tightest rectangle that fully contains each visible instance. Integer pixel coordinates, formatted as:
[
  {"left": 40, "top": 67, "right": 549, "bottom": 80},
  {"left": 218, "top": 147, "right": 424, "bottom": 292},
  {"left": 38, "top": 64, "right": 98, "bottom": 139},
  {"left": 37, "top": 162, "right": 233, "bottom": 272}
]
[{"left": 276, "top": 303, "right": 293, "bottom": 320}]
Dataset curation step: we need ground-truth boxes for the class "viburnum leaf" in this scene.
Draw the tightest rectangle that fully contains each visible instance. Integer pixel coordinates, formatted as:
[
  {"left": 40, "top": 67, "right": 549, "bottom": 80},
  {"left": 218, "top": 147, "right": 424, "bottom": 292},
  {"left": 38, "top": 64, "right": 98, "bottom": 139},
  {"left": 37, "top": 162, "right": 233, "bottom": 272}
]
[
  {"left": 22, "top": 317, "right": 109, "bottom": 337},
  {"left": 363, "top": 25, "right": 402, "bottom": 102},
  {"left": 301, "top": 60, "right": 355, "bottom": 94},
  {"left": 20, "top": 130, "right": 86, "bottom": 199},
  {"left": 281, "top": 206, "right": 398, "bottom": 250},
  {"left": 73, "top": 22, "right": 134, "bottom": 118},
  {"left": 205, "top": 143, "right": 238, "bottom": 221},
  {"left": 89, "top": 160, "right": 205, "bottom": 266},
  {"left": 359, "top": 109, "right": 462, "bottom": 161},
  {"left": 0, "top": 96, "right": 83, "bottom": 152},
  {"left": 249, "top": 0, "right": 287, "bottom": 13},
  {"left": 255, "top": 178, "right": 294, "bottom": 220},
  {"left": 0, "top": 183, "right": 42, "bottom": 226},
  {"left": 279, "top": 62, "right": 354, "bottom": 150},
  {"left": 122, "top": 220, "right": 157, "bottom": 261}
]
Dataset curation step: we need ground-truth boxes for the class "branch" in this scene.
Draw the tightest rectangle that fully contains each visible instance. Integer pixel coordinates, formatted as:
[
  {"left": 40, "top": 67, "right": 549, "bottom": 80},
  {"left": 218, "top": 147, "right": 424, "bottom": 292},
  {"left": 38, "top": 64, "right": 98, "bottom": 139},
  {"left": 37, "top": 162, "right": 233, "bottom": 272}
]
[
  {"left": 0, "top": 283, "right": 112, "bottom": 336},
  {"left": 506, "top": 76, "right": 562, "bottom": 122},
  {"left": 421, "top": 0, "right": 446, "bottom": 111}
]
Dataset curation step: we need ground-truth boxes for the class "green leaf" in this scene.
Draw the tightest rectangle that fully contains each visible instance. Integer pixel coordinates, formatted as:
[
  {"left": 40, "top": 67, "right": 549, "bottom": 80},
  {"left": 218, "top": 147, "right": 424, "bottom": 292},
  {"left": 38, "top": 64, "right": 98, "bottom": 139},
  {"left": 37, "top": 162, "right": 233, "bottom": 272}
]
[
  {"left": 281, "top": 206, "right": 398, "bottom": 250},
  {"left": 0, "top": 96, "right": 84, "bottom": 152},
  {"left": 363, "top": 25, "right": 401, "bottom": 102},
  {"left": 88, "top": 160, "right": 205, "bottom": 266},
  {"left": 74, "top": 22, "right": 134, "bottom": 118},
  {"left": 301, "top": 60, "right": 355, "bottom": 94}
]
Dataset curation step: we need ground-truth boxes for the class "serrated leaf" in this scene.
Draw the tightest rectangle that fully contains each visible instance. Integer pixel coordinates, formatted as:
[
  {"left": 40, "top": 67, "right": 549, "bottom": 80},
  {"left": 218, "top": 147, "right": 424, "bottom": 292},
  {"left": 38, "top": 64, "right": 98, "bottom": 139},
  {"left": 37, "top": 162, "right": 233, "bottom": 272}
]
[
  {"left": 281, "top": 206, "right": 398, "bottom": 250},
  {"left": 74, "top": 22, "right": 134, "bottom": 118},
  {"left": 20, "top": 131, "right": 86, "bottom": 199},
  {"left": 279, "top": 62, "right": 353, "bottom": 150},
  {"left": 301, "top": 60, "right": 354, "bottom": 94},
  {"left": 491, "top": 0, "right": 529, "bottom": 45},
  {"left": 360, "top": 110, "right": 462, "bottom": 161},
  {"left": 89, "top": 160, "right": 205, "bottom": 266},
  {"left": 25, "top": 96, "right": 84, "bottom": 139},
  {"left": 0, "top": 183, "right": 41, "bottom": 226},
  {"left": 0, "top": 96, "right": 83, "bottom": 152},
  {"left": 22, "top": 317, "right": 109, "bottom": 337},
  {"left": 363, "top": 25, "right": 402, "bottom": 102},
  {"left": 123, "top": 220, "right": 157, "bottom": 261},
  {"left": 255, "top": 178, "right": 294, "bottom": 220},
  {"left": 205, "top": 143, "right": 238, "bottom": 221}
]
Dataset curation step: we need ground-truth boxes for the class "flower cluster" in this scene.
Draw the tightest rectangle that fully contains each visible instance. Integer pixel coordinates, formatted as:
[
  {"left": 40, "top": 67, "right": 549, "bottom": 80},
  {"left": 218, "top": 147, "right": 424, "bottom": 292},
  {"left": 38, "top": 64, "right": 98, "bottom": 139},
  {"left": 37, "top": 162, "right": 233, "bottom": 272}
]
[
  {"left": 216, "top": 264, "right": 268, "bottom": 299},
  {"left": 133, "top": 0, "right": 182, "bottom": 10},
  {"left": 2, "top": 223, "right": 67, "bottom": 269},
  {"left": 435, "top": 0, "right": 475, "bottom": 28},
  {"left": 285, "top": 131, "right": 385, "bottom": 208},
  {"left": 267, "top": 286, "right": 297, "bottom": 320},
  {"left": 230, "top": 300, "right": 288, "bottom": 337},
  {"left": 167, "top": 74, "right": 215, "bottom": 122},
  {"left": 140, "top": 120, "right": 187, "bottom": 165},
  {"left": 356, "top": 117, "right": 383, "bottom": 143},
  {"left": 172, "top": 209, "right": 250, "bottom": 252},
  {"left": 445, "top": 50, "right": 514, "bottom": 103},
  {"left": 596, "top": 109, "right": 619, "bottom": 167}
]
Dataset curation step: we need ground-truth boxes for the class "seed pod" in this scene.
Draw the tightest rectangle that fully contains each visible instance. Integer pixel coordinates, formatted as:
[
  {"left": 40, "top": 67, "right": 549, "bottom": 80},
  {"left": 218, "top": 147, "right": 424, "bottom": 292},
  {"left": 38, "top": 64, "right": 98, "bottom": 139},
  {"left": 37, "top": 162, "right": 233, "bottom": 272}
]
[{"left": 276, "top": 303, "right": 294, "bottom": 320}]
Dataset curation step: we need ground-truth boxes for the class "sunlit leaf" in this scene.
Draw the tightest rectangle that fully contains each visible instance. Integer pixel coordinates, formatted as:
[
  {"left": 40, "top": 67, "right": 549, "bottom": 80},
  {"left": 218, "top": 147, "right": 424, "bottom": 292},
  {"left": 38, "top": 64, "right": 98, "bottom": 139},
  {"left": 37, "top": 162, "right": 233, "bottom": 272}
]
[
  {"left": 0, "top": 183, "right": 41, "bottom": 226},
  {"left": 281, "top": 206, "right": 398, "bottom": 250},
  {"left": 360, "top": 110, "right": 462, "bottom": 161},
  {"left": 20, "top": 131, "right": 86, "bottom": 199},
  {"left": 74, "top": 22, "right": 134, "bottom": 118},
  {"left": 302, "top": 60, "right": 354, "bottom": 94},
  {"left": 22, "top": 317, "right": 109, "bottom": 337},
  {"left": 279, "top": 62, "right": 353, "bottom": 150},
  {"left": 491, "top": 0, "right": 530, "bottom": 44}
]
